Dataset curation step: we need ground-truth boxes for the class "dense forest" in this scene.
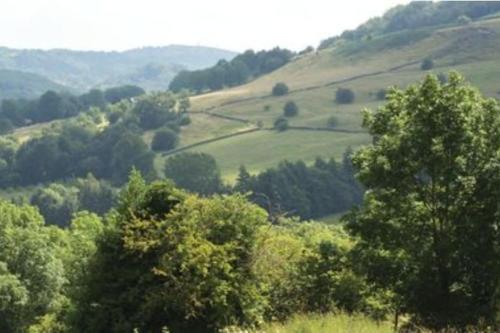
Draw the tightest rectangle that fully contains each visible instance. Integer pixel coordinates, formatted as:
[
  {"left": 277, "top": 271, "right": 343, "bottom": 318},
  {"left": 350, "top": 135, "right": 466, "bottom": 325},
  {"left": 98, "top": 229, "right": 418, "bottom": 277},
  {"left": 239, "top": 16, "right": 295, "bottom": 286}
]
[
  {"left": 169, "top": 48, "right": 294, "bottom": 93},
  {"left": 2, "top": 73, "right": 500, "bottom": 332}
]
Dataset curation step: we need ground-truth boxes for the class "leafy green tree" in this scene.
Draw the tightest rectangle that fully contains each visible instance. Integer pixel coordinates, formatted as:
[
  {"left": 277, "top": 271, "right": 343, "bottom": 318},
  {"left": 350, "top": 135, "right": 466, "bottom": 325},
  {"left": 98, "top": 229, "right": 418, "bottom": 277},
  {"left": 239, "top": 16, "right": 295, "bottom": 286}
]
[
  {"left": 110, "top": 132, "right": 155, "bottom": 184},
  {"left": 74, "top": 172, "right": 267, "bottom": 333},
  {"left": 347, "top": 73, "right": 500, "bottom": 329},
  {"left": 151, "top": 128, "right": 179, "bottom": 152},
  {"left": 30, "top": 184, "right": 80, "bottom": 227},
  {"left": 164, "top": 152, "right": 224, "bottom": 195},
  {"left": 133, "top": 94, "right": 177, "bottom": 130},
  {"left": 76, "top": 174, "right": 116, "bottom": 215},
  {"left": 335, "top": 88, "right": 355, "bottom": 104},
  {"left": 272, "top": 83, "right": 289, "bottom": 96},
  {"left": 283, "top": 101, "right": 298, "bottom": 117},
  {"left": 274, "top": 117, "right": 289, "bottom": 131},
  {"left": 104, "top": 85, "right": 145, "bottom": 104},
  {"left": 0, "top": 200, "right": 65, "bottom": 332},
  {"left": 79, "top": 89, "right": 106, "bottom": 109},
  {"left": 327, "top": 116, "right": 339, "bottom": 128},
  {"left": 37, "top": 91, "right": 64, "bottom": 122}
]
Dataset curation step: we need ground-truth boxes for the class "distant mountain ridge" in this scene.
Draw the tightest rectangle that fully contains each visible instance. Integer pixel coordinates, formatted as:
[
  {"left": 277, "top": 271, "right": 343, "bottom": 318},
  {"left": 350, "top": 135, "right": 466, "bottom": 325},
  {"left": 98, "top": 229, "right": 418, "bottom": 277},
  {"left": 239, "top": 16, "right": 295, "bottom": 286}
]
[{"left": 0, "top": 45, "right": 237, "bottom": 94}]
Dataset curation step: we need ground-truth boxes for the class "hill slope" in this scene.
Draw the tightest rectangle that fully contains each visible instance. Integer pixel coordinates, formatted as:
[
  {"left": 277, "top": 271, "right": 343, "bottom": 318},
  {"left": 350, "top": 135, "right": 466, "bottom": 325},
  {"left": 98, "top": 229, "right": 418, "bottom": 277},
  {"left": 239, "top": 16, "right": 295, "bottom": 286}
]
[
  {"left": 0, "top": 69, "right": 69, "bottom": 100},
  {"left": 166, "top": 17, "right": 500, "bottom": 180},
  {"left": 0, "top": 45, "right": 236, "bottom": 91}
]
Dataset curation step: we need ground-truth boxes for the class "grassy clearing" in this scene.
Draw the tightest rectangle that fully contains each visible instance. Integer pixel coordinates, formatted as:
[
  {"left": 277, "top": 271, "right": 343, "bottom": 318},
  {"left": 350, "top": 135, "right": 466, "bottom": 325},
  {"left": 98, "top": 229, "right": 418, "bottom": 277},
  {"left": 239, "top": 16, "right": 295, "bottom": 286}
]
[
  {"left": 188, "top": 129, "right": 370, "bottom": 182},
  {"left": 249, "top": 313, "right": 393, "bottom": 333}
]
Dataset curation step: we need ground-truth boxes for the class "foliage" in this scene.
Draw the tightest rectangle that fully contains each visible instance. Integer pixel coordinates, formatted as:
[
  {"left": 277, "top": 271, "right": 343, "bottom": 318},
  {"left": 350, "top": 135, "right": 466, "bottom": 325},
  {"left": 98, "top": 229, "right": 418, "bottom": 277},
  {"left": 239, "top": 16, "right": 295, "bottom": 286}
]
[
  {"left": 164, "top": 152, "right": 224, "bottom": 195},
  {"left": 273, "top": 117, "right": 289, "bottom": 131},
  {"left": 104, "top": 85, "right": 145, "bottom": 104},
  {"left": 347, "top": 73, "right": 500, "bottom": 329},
  {"left": 30, "top": 184, "right": 80, "bottom": 227},
  {"left": 375, "top": 89, "right": 387, "bottom": 101},
  {"left": 151, "top": 128, "right": 179, "bottom": 152},
  {"left": 335, "top": 88, "right": 355, "bottom": 104},
  {"left": 73, "top": 172, "right": 268, "bottom": 333},
  {"left": 272, "top": 82, "right": 289, "bottom": 96},
  {"left": 0, "top": 200, "right": 65, "bottom": 332},
  {"left": 234, "top": 155, "right": 363, "bottom": 220},
  {"left": 283, "top": 101, "right": 299, "bottom": 117},
  {"left": 169, "top": 48, "right": 293, "bottom": 93}
]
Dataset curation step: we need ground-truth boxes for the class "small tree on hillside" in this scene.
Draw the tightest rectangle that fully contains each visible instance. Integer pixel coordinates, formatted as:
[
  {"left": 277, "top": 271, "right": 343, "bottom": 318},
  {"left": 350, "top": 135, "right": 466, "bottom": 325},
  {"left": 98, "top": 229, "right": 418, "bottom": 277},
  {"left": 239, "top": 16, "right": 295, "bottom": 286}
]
[
  {"left": 274, "top": 117, "right": 289, "bottom": 131},
  {"left": 283, "top": 101, "right": 299, "bottom": 117},
  {"left": 327, "top": 116, "right": 339, "bottom": 128},
  {"left": 151, "top": 128, "right": 179, "bottom": 152},
  {"left": 336, "top": 88, "right": 355, "bottom": 104},
  {"left": 272, "top": 83, "right": 289, "bottom": 96}
]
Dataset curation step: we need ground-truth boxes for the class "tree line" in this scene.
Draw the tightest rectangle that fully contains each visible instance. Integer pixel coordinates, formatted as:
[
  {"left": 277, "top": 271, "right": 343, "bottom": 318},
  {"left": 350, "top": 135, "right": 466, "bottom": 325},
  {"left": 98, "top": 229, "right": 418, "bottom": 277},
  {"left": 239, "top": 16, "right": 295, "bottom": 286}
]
[
  {"left": 169, "top": 48, "right": 294, "bottom": 93},
  {"left": 0, "top": 85, "right": 146, "bottom": 133},
  {"left": 0, "top": 92, "right": 189, "bottom": 189}
]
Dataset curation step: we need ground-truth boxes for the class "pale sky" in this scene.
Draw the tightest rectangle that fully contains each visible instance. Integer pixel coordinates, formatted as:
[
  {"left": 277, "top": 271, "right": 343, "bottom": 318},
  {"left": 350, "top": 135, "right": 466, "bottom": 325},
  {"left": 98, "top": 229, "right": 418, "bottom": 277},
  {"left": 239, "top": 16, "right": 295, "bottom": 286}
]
[{"left": 1, "top": 0, "right": 409, "bottom": 52}]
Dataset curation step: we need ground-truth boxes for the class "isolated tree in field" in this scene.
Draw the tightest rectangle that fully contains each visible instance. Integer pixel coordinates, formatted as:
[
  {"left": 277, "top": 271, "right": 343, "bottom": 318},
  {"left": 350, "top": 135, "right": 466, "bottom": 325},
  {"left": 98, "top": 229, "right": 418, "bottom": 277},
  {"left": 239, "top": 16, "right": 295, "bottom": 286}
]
[
  {"left": 335, "top": 88, "right": 355, "bottom": 104},
  {"left": 164, "top": 152, "right": 224, "bottom": 195},
  {"left": 283, "top": 101, "right": 298, "bottom": 117},
  {"left": 272, "top": 83, "right": 289, "bottom": 96},
  {"left": 327, "top": 116, "right": 339, "bottom": 128},
  {"left": 421, "top": 57, "right": 434, "bottom": 70},
  {"left": 274, "top": 117, "right": 289, "bottom": 131},
  {"left": 346, "top": 73, "right": 500, "bottom": 329},
  {"left": 151, "top": 128, "right": 179, "bottom": 151}
]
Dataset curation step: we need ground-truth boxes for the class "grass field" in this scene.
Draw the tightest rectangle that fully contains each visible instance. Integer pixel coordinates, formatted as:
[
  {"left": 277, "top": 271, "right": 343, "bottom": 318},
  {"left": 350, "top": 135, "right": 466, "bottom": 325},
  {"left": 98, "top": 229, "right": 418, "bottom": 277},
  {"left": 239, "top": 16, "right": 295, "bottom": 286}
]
[{"left": 245, "top": 313, "right": 393, "bottom": 333}]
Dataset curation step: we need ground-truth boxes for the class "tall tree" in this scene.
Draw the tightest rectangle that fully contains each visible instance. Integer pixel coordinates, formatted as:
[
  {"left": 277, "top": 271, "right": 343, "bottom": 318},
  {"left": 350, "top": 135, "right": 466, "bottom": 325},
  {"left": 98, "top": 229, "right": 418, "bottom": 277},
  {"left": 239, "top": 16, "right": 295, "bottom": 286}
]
[{"left": 346, "top": 73, "right": 500, "bottom": 329}]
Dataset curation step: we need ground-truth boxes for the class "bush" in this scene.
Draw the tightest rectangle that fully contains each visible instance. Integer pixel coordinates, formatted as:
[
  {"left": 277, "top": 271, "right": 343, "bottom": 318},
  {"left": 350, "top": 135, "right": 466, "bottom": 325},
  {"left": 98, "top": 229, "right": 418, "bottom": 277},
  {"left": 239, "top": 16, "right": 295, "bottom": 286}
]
[
  {"left": 274, "top": 117, "right": 289, "bottom": 131},
  {"left": 272, "top": 83, "right": 289, "bottom": 96},
  {"left": 437, "top": 73, "right": 448, "bottom": 84},
  {"left": 335, "top": 88, "right": 355, "bottom": 104},
  {"left": 263, "top": 105, "right": 271, "bottom": 112},
  {"left": 164, "top": 152, "right": 224, "bottom": 195},
  {"left": 421, "top": 58, "right": 434, "bottom": 70},
  {"left": 327, "top": 116, "right": 339, "bottom": 128},
  {"left": 151, "top": 128, "right": 179, "bottom": 152},
  {"left": 283, "top": 101, "right": 299, "bottom": 117},
  {"left": 178, "top": 113, "right": 191, "bottom": 126}
]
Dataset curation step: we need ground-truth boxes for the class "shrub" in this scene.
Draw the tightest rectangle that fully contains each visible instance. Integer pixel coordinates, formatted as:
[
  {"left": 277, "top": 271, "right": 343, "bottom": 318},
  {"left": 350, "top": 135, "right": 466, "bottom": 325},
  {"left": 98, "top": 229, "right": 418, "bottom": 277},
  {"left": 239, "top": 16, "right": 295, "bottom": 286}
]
[
  {"left": 151, "top": 128, "right": 179, "bottom": 152},
  {"left": 283, "top": 101, "right": 299, "bottom": 117},
  {"left": 272, "top": 83, "right": 289, "bottom": 96},
  {"left": 335, "top": 88, "right": 355, "bottom": 104},
  {"left": 274, "top": 117, "right": 289, "bottom": 131},
  {"left": 327, "top": 116, "right": 339, "bottom": 128},
  {"left": 263, "top": 105, "right": 271, "bottom": 112},
  {"left": 437, "top": 73, "right": 448, "bottom": 84},
  {"left": 421, "top": 58, "right": 434, "bottom": 70}
]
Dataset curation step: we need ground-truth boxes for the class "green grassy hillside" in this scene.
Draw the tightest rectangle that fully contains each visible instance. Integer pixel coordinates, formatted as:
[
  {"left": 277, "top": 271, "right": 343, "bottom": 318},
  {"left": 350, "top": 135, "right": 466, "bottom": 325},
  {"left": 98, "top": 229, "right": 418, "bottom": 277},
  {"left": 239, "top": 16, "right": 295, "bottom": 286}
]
[{"left": 165, "top": 18, "right": 500, "bottom": 180}]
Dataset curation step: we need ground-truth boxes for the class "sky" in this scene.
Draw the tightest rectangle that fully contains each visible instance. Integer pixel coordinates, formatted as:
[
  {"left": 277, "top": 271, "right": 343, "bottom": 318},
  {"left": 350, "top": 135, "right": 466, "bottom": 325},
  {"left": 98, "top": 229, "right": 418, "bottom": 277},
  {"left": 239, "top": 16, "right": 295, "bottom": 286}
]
[{"left": 1, "top": 0, "right": 409, "bottom": 52}]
